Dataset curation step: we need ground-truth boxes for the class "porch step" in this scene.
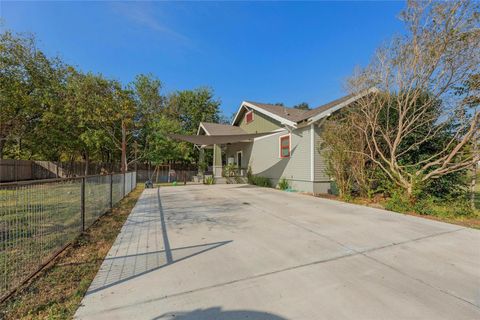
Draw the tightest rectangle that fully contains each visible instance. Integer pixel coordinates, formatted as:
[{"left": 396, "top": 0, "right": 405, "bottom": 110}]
[{"left": 214, "top": 177, "right": 247, "bottom": 184}]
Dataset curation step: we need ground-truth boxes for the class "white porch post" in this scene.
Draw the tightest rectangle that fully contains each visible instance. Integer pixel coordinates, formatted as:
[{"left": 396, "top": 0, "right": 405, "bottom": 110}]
[
  {"left": 198, "top": 147, "right": 205, "bottom": 176},
  {"left": 213, "top": 144, "right": 223, "bottom": 177}
]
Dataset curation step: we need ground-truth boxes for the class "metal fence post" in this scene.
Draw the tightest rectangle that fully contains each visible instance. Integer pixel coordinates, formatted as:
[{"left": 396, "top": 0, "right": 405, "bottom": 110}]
[
  {"left": 109, "top": 174, "right": 113, "bottom": 209},
  {"left": 81, "top": 177, "right": 85, "bottom": 232}
]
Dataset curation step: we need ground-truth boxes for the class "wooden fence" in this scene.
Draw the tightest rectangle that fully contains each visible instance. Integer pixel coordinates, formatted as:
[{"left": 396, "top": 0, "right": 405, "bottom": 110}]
[
  {"left": 0, "top": 160, "right": 199, "bottom": 183},
  {"left": 0, "top": 160, "right": 119, "bottom": 183}
]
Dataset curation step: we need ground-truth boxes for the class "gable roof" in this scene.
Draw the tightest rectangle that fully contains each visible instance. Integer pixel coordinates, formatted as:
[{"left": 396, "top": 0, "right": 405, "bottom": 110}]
[
  {"left": 242, "top": 101, "right": 306, "bottom": 122},
  {"left": 295, "top": 93, "right": 356, "bottom": 122},
  {"left": 198, "top": 122, "right": 247, "bottom": 136},
  {"left": 232, "top": 87, "right": 378, "bottom": 128}
]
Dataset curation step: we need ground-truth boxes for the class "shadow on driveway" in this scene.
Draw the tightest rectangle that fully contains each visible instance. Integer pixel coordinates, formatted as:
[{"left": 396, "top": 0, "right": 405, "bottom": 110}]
[
  {"left": 86, "top": 188, "right": 232, "bottom": 295},
  {"left": 153, "top": 307, "right": 288, "bottom": 320}
]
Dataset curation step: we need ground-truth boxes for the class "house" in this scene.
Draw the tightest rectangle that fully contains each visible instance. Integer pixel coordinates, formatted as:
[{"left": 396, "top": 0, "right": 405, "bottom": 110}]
[{"left": 171, "top": 88, "right": 377, "bottom": 194}]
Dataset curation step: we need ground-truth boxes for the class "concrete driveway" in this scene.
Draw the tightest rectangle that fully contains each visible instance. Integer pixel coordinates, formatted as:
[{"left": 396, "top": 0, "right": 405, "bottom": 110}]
[{"left": 76, "top": 184, "right": 480, "bottom": 320}]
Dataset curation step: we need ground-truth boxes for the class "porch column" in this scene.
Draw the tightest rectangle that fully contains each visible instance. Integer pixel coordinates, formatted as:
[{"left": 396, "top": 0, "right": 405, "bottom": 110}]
[
  {"left": 198, "top": 147, "right": 205, "bottom": 176},
  {"left": 213, "top": 144, "right": 222, "bottom": 177}
]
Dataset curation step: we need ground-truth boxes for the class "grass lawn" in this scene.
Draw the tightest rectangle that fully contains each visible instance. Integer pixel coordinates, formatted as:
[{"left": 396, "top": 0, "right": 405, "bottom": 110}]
[
  {"left": 0, "top": 176, "right": 130, "bottom": 299},
  {"left": 0, "top": 185, "right": 143, "bottom": 319}
]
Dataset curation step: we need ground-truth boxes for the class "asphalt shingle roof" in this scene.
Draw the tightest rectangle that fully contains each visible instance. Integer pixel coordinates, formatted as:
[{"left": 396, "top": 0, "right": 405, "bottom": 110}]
[
  {"left": 246, "top": 93, "right": 355, "bottom": 123},
  {"left": 200, "top": 122, "right": 247, "bottom": 135},
  {"left": 243, "top": 101, "right": 307, "bottom": 122}
]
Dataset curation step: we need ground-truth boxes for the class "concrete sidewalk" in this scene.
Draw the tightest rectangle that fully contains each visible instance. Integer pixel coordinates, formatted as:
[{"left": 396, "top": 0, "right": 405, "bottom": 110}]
[{"left": 75, "top": 184, "right": 480, "bottom": 319}]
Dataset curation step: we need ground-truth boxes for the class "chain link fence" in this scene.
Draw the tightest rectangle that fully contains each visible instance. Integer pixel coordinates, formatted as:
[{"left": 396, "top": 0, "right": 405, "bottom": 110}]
[{"left": 0, "top": 171, "right": 136, "bottom": 301}]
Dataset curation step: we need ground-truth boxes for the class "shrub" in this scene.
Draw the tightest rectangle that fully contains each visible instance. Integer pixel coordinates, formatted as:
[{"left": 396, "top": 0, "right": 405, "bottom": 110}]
[
  {"left": 204, "top": 176, "right": 215, "bottom": 185},
  {"left": 278, "top": 177, "right": 290, "bottom": 191},
  {"left": 451, "top": 199, "right": 474, "bottom": 216},
  {"left": 412, "top": 196, "right": 436, "bottom": 215},
  {"left": 246, "top": 166, "right": 254, "bottom": 184},
  {"left": 198, "top": 161, "right": 207, "bottom": 173},
  {"left": 245, "top": 166, "right": 272, "bottom": 188},
  {"left": 384, "top": 191, "right": 412, "bottom": 213},
  {"left": 254, "top": 176, "right": 272, "bottom": 187},
  {"left": 222, "top": 164, "right": 238, "bottom": 177},
  {"left": 385, "top": 190, "right": 475, "bottom": 217}
]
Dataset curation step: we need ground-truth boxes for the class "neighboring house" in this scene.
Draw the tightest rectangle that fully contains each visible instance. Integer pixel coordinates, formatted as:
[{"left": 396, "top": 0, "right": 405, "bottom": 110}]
[{"left": 172, "top": 88, "right": 377, "bottom": 193}]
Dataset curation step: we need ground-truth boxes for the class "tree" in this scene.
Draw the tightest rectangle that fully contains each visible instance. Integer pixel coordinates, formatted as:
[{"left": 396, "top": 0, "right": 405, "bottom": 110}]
[
  {"left": 146, "top": 115, "right": 190, "bottom": 165},
  {"left": 321, "top": 111, "right": 374, "bottom": 198},
  {"left": 346, "top": 0, "right": 480, "bottom": 198},
  {"left": 0, "top": 31, "right": 64, "bottom": 159},
  {"left": 130, "top": 74, "right": 164, "bottom": 165},
  {"left": 293, "top": 102, "right": 310, "bottom": 110},
  {"left": 455, "top": 73, "right": 479, "bottom": 208},
  {"left": 64, "top": 71, "right": 136, "bottom": 172},
  {"left": 166, "top": 87, "right": 221, "bottom": 134}
]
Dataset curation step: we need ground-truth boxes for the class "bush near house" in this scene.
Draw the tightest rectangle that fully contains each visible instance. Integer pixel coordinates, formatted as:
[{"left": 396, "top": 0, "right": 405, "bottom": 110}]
[
  {"left": 246, "top": 167, "right": 272, "bottom": 188},
  {"left": 278, "top": 177, "right": 290, "bottom": 191},
  {"left": 222, "top": 164, "right": 243, "bottom": 184},
  {"left": 251, "top": 176, "right": 272, "bottom": 188},
  {"left": 204, "top": 176, "right": 216, "bottom": 185}
]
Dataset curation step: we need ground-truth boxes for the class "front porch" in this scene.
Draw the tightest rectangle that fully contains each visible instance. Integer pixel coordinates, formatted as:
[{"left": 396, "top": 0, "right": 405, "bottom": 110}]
[
  {"left": 169, "top": 122, "right": 271, "bottom": 183},
  {"left": 198, "top": 143, "right": 249, "bottom": 180}
]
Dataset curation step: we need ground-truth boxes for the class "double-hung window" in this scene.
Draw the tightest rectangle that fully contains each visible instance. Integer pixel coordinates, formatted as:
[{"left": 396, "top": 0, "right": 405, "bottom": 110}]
[{"left": 279, "top": 135, "right": 290, "bottom": 158}]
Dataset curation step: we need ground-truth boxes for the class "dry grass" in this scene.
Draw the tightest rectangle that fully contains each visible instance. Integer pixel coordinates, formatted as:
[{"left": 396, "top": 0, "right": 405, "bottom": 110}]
[{"left": 0, "top": 185, "right": 143, "bottom": 320}]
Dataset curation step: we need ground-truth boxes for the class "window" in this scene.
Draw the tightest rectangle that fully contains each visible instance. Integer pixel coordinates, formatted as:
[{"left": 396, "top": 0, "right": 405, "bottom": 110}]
[
  {"left": 245, "top": 110, "right": 254, "bottom": 124},
  {"left": 279, "top": 135, "right": 290, "bottom": 158}
]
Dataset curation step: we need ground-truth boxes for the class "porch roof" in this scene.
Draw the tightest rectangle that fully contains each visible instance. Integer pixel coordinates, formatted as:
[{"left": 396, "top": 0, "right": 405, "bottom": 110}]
[{"left": 169, "top": 132, "right": 272, "bottom": 146}]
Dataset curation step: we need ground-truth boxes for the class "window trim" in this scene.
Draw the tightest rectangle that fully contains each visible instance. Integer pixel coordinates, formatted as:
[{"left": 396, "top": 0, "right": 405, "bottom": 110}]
[
  {"left": 279, "top": 134, "right": 291, "bottom": 158},
  {"left": 244, "top": 110, "right": 254, "bottom": 124}
]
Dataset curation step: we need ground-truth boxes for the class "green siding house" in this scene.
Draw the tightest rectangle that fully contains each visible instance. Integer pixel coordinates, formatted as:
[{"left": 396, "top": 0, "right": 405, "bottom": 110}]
[{"left": 180, "top": 89, "right": 377, "bottom": 194}]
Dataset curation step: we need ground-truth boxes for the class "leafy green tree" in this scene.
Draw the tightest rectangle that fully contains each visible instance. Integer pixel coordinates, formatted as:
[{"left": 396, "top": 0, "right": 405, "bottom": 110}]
[
  {"left": 293, "top": 102, "right": 310, "bottom": 110},
  {"left": 146, "top": 115, "right": 190, "bottom": 164},
  {"left": 0, "top": 31, "right": 64, "bottom": 159},
  {"left": 130, "top": 74, "right": 164, "bottom": 165},
  {"left": 0, "top": 29, "right": 224, "bottom": 169},
  {"left": 346, "top": 1, "right": 479, "bottom": 198},
  {"left": 61, "top": 69, "right": 119, "bottom": 170},
  {"left": 167, "top": 87, "right": 221, "bottom": 134}
]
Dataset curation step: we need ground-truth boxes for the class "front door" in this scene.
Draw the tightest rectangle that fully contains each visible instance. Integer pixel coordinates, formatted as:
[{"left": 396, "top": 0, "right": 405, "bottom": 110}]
[{"left": 236, "top": 151, "right": 242, "bottom": 169}]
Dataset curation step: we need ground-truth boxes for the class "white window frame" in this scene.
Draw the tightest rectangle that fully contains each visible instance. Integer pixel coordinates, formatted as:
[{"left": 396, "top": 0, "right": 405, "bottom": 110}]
[
  {"left": 244, "top": 110, "right": 254, "bottom": 124},
  {"left": 278, "top": 134, "right": 291, "bottom": 158}
]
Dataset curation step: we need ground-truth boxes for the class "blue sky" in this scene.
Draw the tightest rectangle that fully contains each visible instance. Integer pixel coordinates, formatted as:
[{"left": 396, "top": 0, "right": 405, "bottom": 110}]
[{"left": 1, "top": 1, "right": 405, "bottom": 116}]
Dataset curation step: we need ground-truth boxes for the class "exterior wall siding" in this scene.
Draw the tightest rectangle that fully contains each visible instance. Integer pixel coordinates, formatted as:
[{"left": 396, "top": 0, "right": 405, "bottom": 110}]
[
  {"left": 238, "top": 110, "right": 282, "bottom": 133},
  {"left": 246, "top": 126, "right": 311, "bottom": 186},
  {"left": 222, "top": 120, "right": 331, "bottom": 194},
  {"left": 314, "top": 125, "right": 330, "bottom": 181}
]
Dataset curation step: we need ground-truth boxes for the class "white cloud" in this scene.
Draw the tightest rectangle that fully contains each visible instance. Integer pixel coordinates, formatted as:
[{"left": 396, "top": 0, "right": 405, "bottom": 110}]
[{"left": 111, "top": 2, "right": 190, "bottom": 45}]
